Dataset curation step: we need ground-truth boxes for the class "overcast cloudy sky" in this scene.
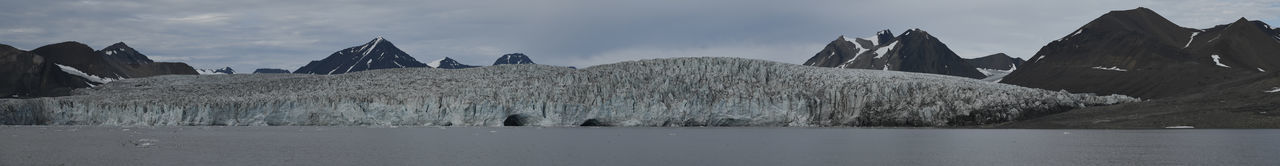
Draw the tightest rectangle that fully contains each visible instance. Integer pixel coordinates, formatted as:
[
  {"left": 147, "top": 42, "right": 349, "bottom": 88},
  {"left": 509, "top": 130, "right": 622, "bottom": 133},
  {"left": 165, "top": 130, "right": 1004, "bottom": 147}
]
[{"left": 1, "top": 0, "right": 1277, "bottom": 71}]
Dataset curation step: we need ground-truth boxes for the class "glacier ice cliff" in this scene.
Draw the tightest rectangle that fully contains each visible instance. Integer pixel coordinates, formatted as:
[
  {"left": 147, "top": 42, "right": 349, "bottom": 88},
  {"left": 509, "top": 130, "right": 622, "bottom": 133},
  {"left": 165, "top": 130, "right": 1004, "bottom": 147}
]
[{"left": 0, "top": 57, "right": 1139, "bottom": 127}]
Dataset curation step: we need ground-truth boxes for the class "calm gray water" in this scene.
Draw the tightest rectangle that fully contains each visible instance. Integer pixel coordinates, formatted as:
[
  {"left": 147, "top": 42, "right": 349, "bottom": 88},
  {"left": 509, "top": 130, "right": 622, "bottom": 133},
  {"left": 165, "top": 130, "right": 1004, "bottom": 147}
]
[{"left": 2, "top": 126, "right": 1277, "bottom": 166}]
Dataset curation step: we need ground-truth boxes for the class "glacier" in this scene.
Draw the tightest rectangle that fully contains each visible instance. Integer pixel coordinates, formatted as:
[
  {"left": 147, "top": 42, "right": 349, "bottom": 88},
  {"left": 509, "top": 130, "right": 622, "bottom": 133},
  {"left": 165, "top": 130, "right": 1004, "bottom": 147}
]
[{"left": 0, "top": 57, "right": 1138, "bottom": 127}]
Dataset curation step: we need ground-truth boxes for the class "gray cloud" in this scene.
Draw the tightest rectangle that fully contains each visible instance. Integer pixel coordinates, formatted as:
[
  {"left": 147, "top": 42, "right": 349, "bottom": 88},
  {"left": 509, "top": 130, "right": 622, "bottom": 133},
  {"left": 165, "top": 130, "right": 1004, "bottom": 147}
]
[{"left": 1, "top": 0, "right": 1276, "bottom": 71}]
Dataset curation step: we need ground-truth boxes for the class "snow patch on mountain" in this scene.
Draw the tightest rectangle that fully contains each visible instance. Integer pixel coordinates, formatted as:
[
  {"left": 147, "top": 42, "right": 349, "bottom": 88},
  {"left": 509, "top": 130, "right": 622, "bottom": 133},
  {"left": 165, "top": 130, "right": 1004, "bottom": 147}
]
[
  {"left": 1211, "top": 55, "right": 1230, "bottom": 68},
  {"left": 1183, "top": 32, "right": 1200, "bottom": 48},
  {"left": 1091, "top": 66, "right": 1128, "bottom": 72},
  {"left": 427, "top": 58, "right": 444, "bottom": 68},
  {"left": 55, "top": 64, "right": 114, "bottom": 85},
  {"left": 873, "top": 41, "right": 898, "bottom": 59}
]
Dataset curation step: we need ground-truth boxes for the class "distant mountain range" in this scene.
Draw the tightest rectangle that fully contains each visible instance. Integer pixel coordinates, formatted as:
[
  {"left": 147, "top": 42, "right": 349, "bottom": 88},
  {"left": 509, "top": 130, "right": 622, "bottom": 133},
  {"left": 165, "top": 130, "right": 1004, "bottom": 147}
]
[
  {"left": 197, "top": 67, "right": 235, "bottom": 75},
  {"left": 253, "top": 68, "right": 290, "bottom": 74}
]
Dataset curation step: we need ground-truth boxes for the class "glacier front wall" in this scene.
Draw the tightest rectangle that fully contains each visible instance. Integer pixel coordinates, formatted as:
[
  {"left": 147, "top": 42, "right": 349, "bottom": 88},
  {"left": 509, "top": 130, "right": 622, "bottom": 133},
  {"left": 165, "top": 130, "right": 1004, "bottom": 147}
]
[{"left": 0, "top": 58, "right": 1138, "bottom": 127}]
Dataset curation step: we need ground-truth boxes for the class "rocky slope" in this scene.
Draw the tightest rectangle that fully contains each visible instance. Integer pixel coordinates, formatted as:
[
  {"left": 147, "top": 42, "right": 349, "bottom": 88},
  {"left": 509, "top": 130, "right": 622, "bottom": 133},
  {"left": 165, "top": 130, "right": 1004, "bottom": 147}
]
[
  {"left": 965, "top": 53, "right": 1024, "bottom": 70},
  {"left": 1001, "top": 7, "right": 1280, "bottom": 99},
  {"left": 804, "top": 29, "right": 986, "bottom": 79},
  {"left": 293, "top": 37, "right": 429, "bottom": 74},
  {"left": 0, "top": 44, "right": 93, "bottom": 98}
]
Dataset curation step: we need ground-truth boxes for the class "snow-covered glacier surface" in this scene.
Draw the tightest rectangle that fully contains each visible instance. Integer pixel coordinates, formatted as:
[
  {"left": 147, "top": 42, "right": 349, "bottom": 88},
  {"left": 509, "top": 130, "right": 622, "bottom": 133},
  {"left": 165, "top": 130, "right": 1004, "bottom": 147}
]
[{"left": 0, "top": 57, "right": 1138, "bottom": 127}]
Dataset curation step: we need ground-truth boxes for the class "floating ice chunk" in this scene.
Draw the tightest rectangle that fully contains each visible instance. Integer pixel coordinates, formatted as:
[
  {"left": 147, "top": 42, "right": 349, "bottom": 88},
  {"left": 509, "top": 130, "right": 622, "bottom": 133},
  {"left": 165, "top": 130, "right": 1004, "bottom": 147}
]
[{"left": 130, "top": 138, "right": 159, "bottom": 148}]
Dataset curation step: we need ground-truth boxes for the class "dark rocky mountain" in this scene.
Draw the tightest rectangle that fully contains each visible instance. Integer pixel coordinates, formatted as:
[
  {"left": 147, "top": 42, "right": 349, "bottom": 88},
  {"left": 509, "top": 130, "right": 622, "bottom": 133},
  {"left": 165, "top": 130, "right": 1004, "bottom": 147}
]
[
  {"left": 965, "top": 53, "right": 1025, "bottom": 70},
  {"left": 253, "top": 68, "right": 290, "bottom": 74},
  {"left": 31, "top": 41, "right": 197, "bottom": 79},
  {"left": 1001, "top": 7, "right": 1280, "bottom": 99},
  {"left": 427, "top": 57, "right": 478, "bottom": 69},
  {"left": 98, "top": 42, "right": 154, "bottom": 64},
  {"left": 493, "top": 53, "right": 535, "bottom": 65},
  {"left": 294, "top": 37, "right": 429, "bottom": 75},
  {"left": 32, "top": 42, "right": 129, "bottom": 79},
  {"left": 94, "top": 42, "right": 198, "bottom": 78},
  {"left": 804, "top": 29, "right": 986, "bottom": 79},
  {"left": 0, "top": 44, "right": 93, "bottom": 98},
  {"left": 2, "top": 41, "right": 196, "bottom": 98},
  {"left": 198, "top": 67, "right": 235, "bottom": 74}
]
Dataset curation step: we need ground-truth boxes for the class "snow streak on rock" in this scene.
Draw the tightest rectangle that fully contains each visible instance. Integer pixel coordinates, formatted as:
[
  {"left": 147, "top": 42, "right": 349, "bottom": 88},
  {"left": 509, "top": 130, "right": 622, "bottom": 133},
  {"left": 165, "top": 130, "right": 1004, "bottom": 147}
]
[{"left": 0, "top": 58, "right": 1138, "bottom": 127}]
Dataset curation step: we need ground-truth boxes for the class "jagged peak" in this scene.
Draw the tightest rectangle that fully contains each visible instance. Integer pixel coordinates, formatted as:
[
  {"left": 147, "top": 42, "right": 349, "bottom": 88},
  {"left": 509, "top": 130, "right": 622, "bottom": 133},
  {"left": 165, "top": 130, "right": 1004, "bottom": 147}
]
[
  {"left": 900, "top": 28, "right": 935, "bottom": 39},
  {"left": 876, "top": 29, "right": 893, "bottom": 36},
  {"left": 837, "top": 35, "right": 847, "bottom": 41},
  {"left": 108, "top": 42, "right": 129, "bottom": 48}
]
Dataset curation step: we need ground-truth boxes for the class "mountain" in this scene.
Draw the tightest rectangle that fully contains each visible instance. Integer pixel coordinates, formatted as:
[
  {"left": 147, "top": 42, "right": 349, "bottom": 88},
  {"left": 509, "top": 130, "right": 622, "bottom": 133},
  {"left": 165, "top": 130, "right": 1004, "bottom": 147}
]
[
  {"left": 31, "top": 42, "right": 129, "bottom": 79},
  {"left": 427, "top": 57, "right": 478, "bottom": 69},
  {"left": 1001, "top": 7, "right": 1280, "bottom": 98},
  {"left": 0, "top": 44, "right": 93, "bottom": 98},
  {"left": 965, "top": 53, "right": 1026, "bottom": 82},
  {"left": 2, "top": 41, "right": 197, "bottom": 98},
  {"left": 98, "top": 42, "right": 154, "bottom": 64},
  {"left": 253, "top": 68, "right": 290, "bottom": 74},
  {"left": 293, "top": 37, "right": 429, "bottom": 75},
  {"left": 803, "top": 29, "right": 987, "bottom": 79},
  {"left": 30, "top": 41, "right": 197, "bottom": 80},
  {"left": 965, "top": 53, "right": 1025, "bottom": 70},
  {"left": 197, "top": 67, "right": 235, "bottom": 74},
  {"left": 94, "top": 42, "right": 198, "bottom": 78},
  {"left": 493, "top": 53, "right": 535, "bottom": 65},
  {"left": 0, "top": 57, "right": 1136, "bottom": 126}
]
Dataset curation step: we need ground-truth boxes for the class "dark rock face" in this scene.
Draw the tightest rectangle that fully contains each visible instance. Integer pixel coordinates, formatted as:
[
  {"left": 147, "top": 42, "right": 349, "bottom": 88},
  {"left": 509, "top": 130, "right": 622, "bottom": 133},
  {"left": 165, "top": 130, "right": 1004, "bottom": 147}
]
[
  {"left": 2, "top": 42, "right": 196, "bottom": 98},
  {"left": 493, "top": 53, "right": 535, "bottom": 65},
  {"left": 1002, "top": 7, "right": 1280, "bottom": 98},
  {"left": 804, "top": 29, "right": 986, "bottom": 79},
  {"left": 252, "top": 68, "right": 290, "bottom": 74},
  {"left": 0, "top": 44, "right": 93, "bottom": 98},
  {"left": 294, "top": 37, "right": 429, "bottom": 75},
  {"left": 31, "top": 41, "right": 197, "bottom": 79},
  {"left": 98, "top": 42, "right": 154, "bottom": 65},
  {"left": 32, "top": 42, "right": 127, "bottom": 79},
  {"left": 428, "top": 57, "right": 478, "bottom": 69},
  {"left": 965, "top": 53, "right": 1025, "bottom": 70}
]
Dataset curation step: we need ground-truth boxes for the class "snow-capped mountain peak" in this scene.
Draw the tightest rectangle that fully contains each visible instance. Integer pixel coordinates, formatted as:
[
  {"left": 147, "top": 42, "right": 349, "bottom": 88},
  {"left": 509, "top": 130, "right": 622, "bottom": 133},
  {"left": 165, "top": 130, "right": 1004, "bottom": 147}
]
[{"left": 293, "top": 37, "right": 429, "bottom": 75}]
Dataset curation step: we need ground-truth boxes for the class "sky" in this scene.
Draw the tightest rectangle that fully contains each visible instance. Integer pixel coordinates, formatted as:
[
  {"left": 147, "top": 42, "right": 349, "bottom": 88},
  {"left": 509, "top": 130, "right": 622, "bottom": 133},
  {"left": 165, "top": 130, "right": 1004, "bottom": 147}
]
[{"left": 1, "top": 0, "right": 1278, "bottom": 71}]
